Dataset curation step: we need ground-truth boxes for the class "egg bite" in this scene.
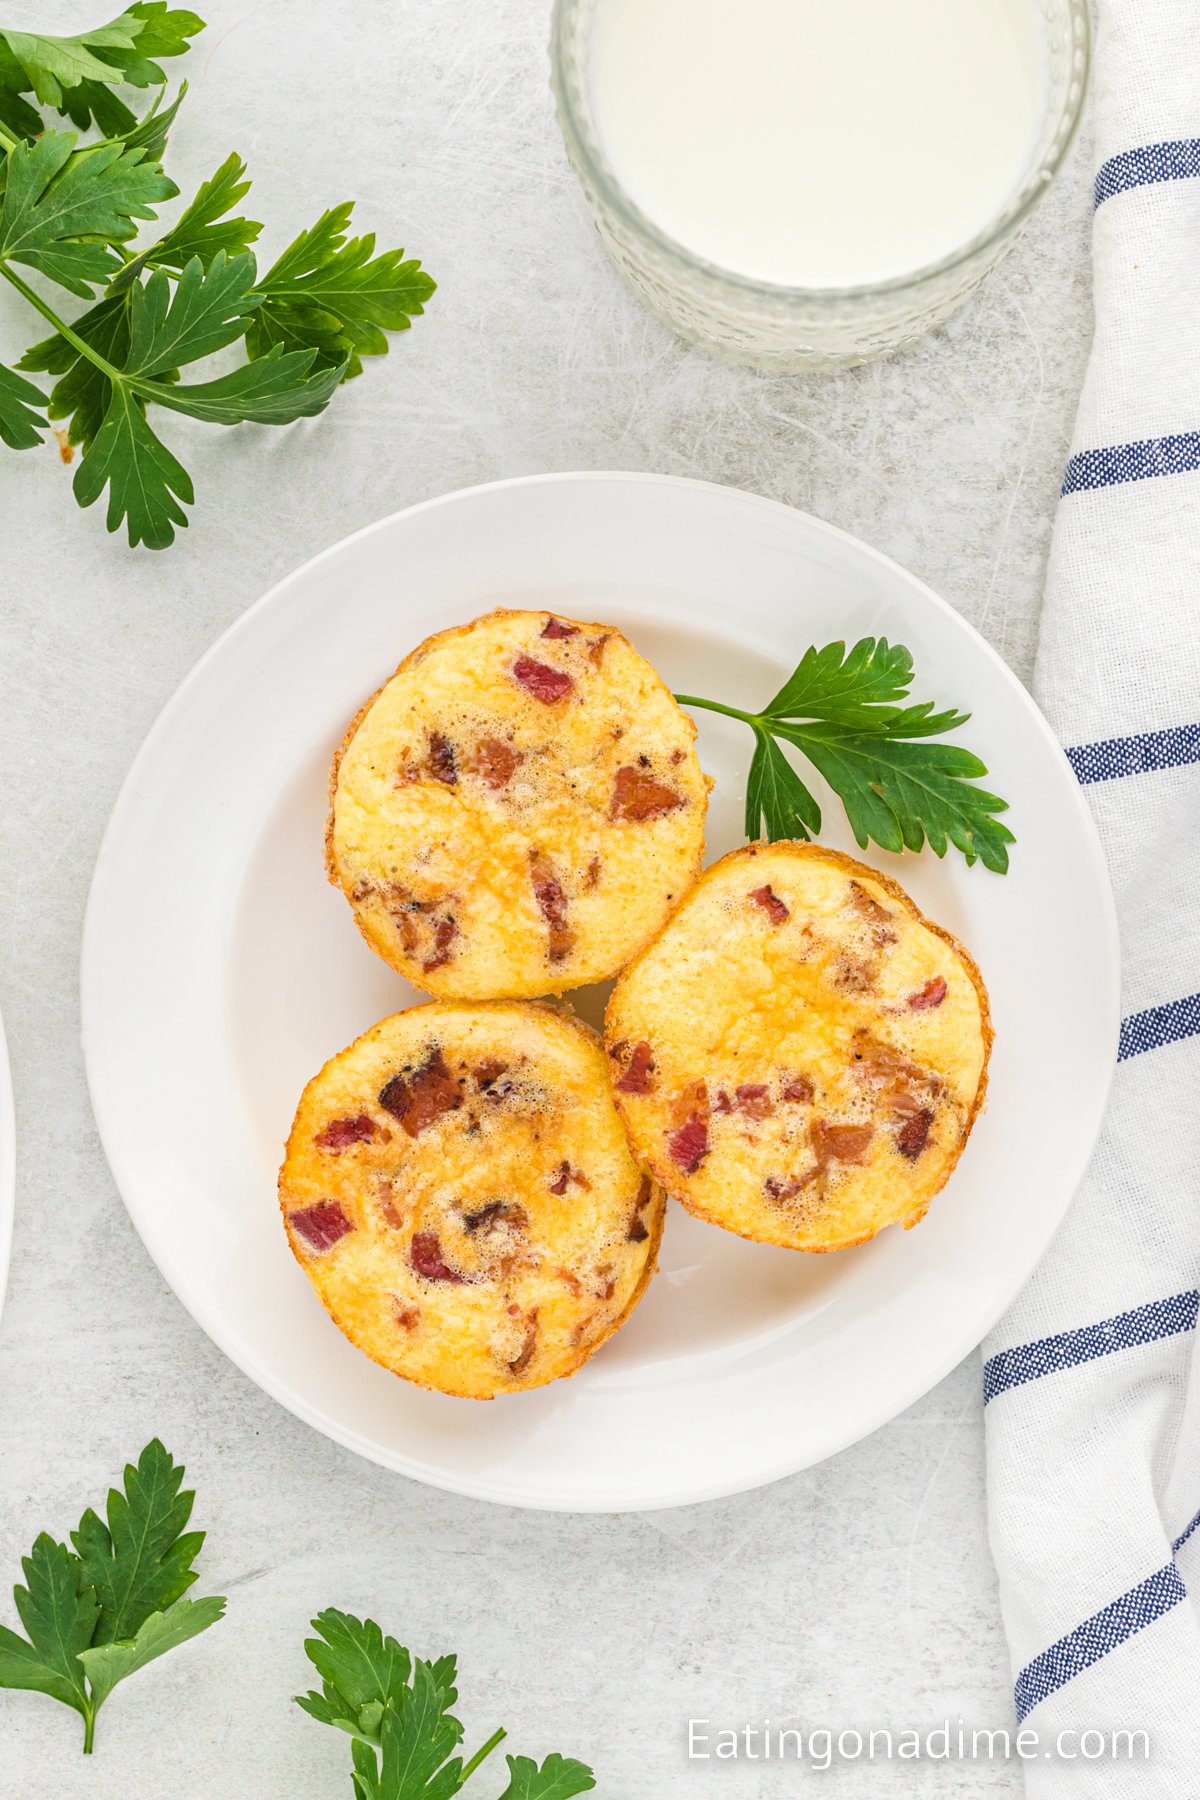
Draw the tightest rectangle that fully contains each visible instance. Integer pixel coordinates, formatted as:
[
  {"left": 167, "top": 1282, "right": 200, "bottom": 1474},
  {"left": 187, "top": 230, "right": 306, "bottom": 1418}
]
[
  {"left": 605, "top": 842, "right": 991, "bottom": 1254},
  {"left": 280, "top": 1001, "right": 664, "bottom": 1398},
  {"left": 326, "top": 609, "right": 708, "bottom": 999}
]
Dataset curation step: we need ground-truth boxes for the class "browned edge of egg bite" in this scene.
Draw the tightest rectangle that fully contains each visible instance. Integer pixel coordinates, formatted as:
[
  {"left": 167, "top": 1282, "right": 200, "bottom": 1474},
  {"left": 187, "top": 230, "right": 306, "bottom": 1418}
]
[
  {"left": 279, "top": 1001, "right": 667, "bottom": 1399},
  {"left": 325, "top": 679, "right": 386, "bottom": 886},
  {"left": 605, "top": 840, "right": 994, "bottom": 1255}
]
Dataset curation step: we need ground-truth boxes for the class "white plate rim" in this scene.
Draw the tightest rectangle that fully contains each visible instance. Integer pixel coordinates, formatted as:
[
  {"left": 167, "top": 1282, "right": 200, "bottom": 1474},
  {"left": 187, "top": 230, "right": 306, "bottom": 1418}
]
[{"left": 81, "top": 471, "right": 1121, "bottom": 1510}]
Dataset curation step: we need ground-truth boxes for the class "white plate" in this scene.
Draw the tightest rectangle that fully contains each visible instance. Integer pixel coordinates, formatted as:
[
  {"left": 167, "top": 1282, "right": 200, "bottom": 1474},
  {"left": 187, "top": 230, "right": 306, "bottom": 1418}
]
[
  {"left": 81, "top": 473, "right": 1119, "bottom": 1512},
  {"left": 0, "top": 1006, "right": 13, "bottom": 1325}
]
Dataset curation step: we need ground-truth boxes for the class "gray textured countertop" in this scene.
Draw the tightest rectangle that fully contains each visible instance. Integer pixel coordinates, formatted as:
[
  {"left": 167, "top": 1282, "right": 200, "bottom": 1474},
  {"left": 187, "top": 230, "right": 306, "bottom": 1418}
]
[{"left": 0, "top": 3, "right": 1094, "bottom": 1793}]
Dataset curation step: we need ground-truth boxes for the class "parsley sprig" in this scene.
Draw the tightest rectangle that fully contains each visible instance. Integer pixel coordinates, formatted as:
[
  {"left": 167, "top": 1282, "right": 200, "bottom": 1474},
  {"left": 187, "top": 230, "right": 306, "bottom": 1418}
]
[
  {"left": 0, "top": 1443, "right": 600, "bottom": 1786},
  {"left": 0, "top": 6, "right": 435, "bottom": 547},
  {"left": 0, "top": 1438, "right": 224, "bottom": 1752},
  {"left": 677, "top": 637, "right": 1014, "bottom": 873},
  {"left": 298, "top": 1608, "right": 597, "bottom": 1799}
]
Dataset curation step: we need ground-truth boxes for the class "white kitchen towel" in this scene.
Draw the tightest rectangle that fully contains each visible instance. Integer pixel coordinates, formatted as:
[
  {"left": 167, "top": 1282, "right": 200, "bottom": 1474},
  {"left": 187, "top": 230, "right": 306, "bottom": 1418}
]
[{"left": 982, "top": 1, "right": 1200, "bottom": 1790}]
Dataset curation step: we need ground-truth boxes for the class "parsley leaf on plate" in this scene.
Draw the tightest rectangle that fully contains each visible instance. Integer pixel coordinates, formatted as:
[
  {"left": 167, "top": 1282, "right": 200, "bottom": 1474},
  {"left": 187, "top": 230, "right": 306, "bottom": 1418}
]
[
  {"left": 0, "top": 1438, "right": 223, "bottom": 1752},
  {"left": 677, "top": 636, "right": 1015, "bottom": 873},
  {"left": 774, "top": 721, "right": 1011, "bottom": 866},
  {"left": 744, "top": 723, "right": 821, "bottom": 843},
  {"left": 763, "top": 636, "right": 969, "bottom": 736}
]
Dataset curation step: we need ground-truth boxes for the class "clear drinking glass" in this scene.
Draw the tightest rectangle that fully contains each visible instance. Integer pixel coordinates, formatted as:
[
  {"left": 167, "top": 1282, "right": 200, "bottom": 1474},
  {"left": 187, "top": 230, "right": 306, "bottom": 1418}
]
[{"left": 551, "top": 0, "right": 1090, "bottom": 372}]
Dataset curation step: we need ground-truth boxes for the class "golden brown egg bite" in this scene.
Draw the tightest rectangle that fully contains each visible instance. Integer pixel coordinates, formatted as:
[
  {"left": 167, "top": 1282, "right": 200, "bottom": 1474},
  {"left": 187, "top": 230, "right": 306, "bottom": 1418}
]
[
  {"left": 605, "top": 842, "right": 991, "bottom": 1253},
  {"left": 327, "top": 609, "right": 708, "bottom": 998},
  {"left": 281, "top": 1001, "right": 664, "bottom": 1398}
]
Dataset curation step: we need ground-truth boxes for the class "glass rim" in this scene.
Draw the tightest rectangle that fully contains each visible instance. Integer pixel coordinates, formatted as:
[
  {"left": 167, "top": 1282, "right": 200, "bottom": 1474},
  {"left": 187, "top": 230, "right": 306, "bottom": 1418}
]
[{"left": 550, "top": 0, "right": 1092, "bottom": 304}]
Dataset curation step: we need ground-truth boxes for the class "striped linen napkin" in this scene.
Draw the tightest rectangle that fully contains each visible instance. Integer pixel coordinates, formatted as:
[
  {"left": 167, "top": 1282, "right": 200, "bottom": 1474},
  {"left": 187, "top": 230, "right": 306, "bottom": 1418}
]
[{"left": 981, "top": 0, "right": 1200, "bottom": 1787}]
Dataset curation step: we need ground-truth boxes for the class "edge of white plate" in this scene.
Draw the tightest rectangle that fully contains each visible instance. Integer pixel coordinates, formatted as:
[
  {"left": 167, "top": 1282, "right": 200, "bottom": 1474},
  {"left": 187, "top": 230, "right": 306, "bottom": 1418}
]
[{"left": 80, "top": 472, "right": 1121, "bottom": 1510}]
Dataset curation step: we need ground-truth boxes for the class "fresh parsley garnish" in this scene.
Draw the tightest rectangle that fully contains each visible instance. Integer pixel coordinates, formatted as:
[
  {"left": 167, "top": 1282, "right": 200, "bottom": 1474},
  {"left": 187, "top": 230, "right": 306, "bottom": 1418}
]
[
  {"left": 0, "top": 1438, "right": 224, "bottom": 1752},
  {"left": 0, "top": 6, "right": 434, "bottom": 547},
  {"left": 0, "top": 7, "right": 203, "bottom": 135},
  {"left": 677, "top": 636, "right": 1014, "bottom": 873},
  {"left": 298, "top": 1608, "right": 597, "bottom": 1799}
]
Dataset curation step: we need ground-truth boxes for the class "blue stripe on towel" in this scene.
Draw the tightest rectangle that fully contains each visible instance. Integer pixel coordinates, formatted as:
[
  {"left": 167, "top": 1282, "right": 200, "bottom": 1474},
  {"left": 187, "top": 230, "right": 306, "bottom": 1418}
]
[
  {"left": 1172, "top": 1509, "right": 1200, "bottom": 1555},
  {"left": 1062, "top": 432, "right": 1200, "bottom": 495},
  {"left": 983, "top": 1292, "right": 1200, "bottom": 1404},
  {"left": 1066, "top": 724, "right": 1200, "bottom": 784},
  {"left": 1095, "top": 138, "right": 1200, "bottom": 207},
  {"left": 1119, "top": 995, "right": 1200, "bottom": 1060},
  {"left": 1014, "top": 1566, "right": 1187, "bottom": 1721}
]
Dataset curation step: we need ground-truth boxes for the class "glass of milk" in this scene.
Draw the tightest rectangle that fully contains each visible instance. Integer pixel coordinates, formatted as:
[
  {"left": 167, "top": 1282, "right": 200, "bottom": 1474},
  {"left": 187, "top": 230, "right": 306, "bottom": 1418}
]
[{"left": 551, "top": 0, "right": 1089, "bottom": 370}]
